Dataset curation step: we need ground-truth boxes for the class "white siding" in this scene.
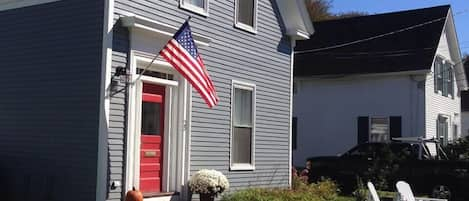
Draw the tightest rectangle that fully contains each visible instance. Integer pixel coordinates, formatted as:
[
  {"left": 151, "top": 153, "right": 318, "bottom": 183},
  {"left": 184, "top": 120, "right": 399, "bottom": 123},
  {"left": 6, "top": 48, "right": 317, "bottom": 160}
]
[
  {"left": 424, "top": 30, "right": 461, "bottom": 142},
  {"left": 292, "top": 75, "right": 425, "bottom": 166}
]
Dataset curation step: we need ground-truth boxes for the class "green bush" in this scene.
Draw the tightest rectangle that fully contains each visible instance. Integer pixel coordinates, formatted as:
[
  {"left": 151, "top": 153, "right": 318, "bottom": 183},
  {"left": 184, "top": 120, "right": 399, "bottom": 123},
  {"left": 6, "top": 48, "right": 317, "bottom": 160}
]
[
  {"left": 444, "top": 136, "right": 469, "bottom": 160},
  {"left": 221, "top": 178, "right": 342, "bottom": 201}
]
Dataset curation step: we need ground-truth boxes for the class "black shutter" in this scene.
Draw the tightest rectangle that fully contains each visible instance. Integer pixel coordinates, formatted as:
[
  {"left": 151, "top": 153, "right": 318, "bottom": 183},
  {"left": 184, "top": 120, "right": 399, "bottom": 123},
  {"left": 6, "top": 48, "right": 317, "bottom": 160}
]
[
  {"left": 390, "top": 116, "right": 402, "bottom": 140},
  {"left": 357, "top": 116, "right": 369, "bottom": 144},
  {"left": 292, "top": 117, "right": 297, "bottom": 150},
  {"left": 434, "top": 58, "right": 439, "bottom": 93}
]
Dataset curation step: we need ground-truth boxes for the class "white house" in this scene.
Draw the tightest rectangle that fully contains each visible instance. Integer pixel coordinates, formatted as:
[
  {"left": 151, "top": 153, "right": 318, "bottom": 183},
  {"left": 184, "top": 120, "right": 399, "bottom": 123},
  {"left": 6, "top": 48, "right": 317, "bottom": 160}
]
[{"left": 292, "top": 5, "right": 467, "bottom": 166}]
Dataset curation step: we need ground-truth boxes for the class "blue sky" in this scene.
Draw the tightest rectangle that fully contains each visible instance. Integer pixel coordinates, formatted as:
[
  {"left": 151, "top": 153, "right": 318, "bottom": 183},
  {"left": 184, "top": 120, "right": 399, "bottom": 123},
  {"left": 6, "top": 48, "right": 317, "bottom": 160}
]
[{"left": 329, "top": 0, "right": 469, "bottom": 55}]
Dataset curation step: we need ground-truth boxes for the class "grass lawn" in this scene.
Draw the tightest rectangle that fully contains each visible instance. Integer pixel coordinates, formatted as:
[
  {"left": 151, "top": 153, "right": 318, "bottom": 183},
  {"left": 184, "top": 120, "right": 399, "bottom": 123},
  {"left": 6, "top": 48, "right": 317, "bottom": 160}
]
[{"left": 336, "top": 196, "right": 355, "bottom": 201}]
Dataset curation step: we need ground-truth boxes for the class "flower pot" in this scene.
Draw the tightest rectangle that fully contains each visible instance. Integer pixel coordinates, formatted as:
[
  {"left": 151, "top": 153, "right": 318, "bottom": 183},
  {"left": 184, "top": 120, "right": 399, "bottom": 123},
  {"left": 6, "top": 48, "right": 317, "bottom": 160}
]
[{"left": 199, "top": 193, "right": 215, "bottom": 201}]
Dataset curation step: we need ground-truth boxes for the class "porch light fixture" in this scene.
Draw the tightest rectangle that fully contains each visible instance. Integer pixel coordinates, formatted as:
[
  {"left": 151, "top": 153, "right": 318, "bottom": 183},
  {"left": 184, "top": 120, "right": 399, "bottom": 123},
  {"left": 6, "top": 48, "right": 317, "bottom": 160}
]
[
  {"left": 114, "top": 66, "right": 129, "bottom": 83},
  {"left": 110, "top": 66, "right": 129, "bottom": 95}
]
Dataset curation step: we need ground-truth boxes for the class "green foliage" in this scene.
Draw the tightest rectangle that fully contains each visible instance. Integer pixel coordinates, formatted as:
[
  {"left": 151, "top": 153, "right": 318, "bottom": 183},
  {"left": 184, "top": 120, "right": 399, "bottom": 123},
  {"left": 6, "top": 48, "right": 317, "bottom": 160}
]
[
  {"left": 363, "top": 144, "right": 407, "bottom": 190},
  {"left": 222, "top": 178, "right": 341, "bottom": 201},
  {"left": 352, "top": 177, "right": 367, "bottom": 201},
  {"left": 444, "top": 136, "right": 469, "bottom": 160},
  {"left": 305, "top": 0, "right": 367, "bottom": 21}
]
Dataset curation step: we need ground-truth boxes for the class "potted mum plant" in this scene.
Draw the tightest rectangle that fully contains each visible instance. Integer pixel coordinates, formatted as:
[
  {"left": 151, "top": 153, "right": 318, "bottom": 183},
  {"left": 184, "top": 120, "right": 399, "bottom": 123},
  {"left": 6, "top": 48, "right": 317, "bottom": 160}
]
[{"left": 188, "top": 169, "right": 229, "bottom": 201}]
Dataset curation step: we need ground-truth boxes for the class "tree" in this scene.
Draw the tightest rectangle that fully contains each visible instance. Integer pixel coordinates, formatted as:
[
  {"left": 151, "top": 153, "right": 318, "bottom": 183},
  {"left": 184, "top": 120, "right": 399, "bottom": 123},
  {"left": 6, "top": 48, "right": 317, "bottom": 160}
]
[{"left": 306, "top": 0, "right": 367, "bottom": 22}]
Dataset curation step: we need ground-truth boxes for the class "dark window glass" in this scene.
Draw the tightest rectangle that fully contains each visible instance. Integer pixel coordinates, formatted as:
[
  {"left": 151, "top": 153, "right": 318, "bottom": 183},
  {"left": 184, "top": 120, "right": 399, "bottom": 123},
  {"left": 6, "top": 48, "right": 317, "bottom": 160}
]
[
  {"left": 237, "top": 0, "right": 254, "bottom": 26},
  {"left": 232, "top": 127, "right": 252, "bottom": 164},
  {"left": 141, "top": 102, "right": 161, "bottom": 135}
]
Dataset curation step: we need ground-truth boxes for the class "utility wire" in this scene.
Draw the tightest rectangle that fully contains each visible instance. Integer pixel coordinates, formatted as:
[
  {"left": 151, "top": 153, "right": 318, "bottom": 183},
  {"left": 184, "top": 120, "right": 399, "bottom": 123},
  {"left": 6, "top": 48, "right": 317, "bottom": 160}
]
[{"left": 295, "top": 9, "right": 469, "bottom": 54}]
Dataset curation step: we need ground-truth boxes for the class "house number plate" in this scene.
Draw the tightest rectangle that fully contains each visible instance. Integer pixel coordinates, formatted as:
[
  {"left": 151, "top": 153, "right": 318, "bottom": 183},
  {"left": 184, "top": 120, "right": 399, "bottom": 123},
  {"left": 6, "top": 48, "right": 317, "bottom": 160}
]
[{"left": 144, "top": 151, "right": 157, "bottom": 157}]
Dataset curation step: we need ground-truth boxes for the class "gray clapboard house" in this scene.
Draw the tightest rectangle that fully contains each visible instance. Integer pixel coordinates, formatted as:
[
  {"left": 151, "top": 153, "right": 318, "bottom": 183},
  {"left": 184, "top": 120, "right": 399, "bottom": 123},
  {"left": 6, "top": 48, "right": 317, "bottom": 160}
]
[{"left": 0, "top": 0, "right": 313, "bottom": 201}]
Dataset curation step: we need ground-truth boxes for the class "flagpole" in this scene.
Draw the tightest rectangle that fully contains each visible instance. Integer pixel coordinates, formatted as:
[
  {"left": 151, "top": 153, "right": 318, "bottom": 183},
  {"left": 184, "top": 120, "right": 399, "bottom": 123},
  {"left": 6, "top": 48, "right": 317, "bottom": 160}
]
[{"left": 132, "top": 16, "right": 193, "bottom": 84}]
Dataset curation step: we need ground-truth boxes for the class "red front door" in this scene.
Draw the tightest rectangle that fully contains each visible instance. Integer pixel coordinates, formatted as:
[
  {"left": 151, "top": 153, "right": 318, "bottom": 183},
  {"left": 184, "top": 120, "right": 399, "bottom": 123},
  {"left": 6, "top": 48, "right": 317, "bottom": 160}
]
[{"left": 140, "top": 83, "right": 165, "bottom": 193}]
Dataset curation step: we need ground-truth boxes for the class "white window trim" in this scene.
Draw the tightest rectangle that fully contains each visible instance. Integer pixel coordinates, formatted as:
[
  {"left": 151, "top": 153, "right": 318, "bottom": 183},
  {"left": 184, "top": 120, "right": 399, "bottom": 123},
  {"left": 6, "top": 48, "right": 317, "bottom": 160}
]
[
  {"left": 230, "top": 80, "right": 256, "bottom": 171},
  {"left": 368, "top": 116, "right": 390, "bottom": 142},
  {"left": 234, "top": 0, "right": 258, "bottom": 34},
  {"left": 0, "top": 0, "right": 60, "bottom": 11},
  {"left": 437, "top": 114, "right": 451, "bottom": 145},
  {"left": 179, "top": 0, "right": 209, "bottom": 17}
]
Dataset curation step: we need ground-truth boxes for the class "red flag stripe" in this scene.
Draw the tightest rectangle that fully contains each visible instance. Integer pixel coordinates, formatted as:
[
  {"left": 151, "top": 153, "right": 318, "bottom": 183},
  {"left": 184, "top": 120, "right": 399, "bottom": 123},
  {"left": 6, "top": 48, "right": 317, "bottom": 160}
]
[
  {"left": 167, "top": 40, "right": 213, "bottom": 92},
  {"left": 160, "top": 49, "right": 216, "bottom": 107},
  {"left": 163, "top": 44, "right": 217, "bottom": 104},
  {"left": 196, "top": 56, "right": 218, "bottom": 99},
  {"left": 164, "top": 41, "right": 217, "bottom": 102},
  {"left": 160, "top": 50, "right": 215, "bottom": 107}
]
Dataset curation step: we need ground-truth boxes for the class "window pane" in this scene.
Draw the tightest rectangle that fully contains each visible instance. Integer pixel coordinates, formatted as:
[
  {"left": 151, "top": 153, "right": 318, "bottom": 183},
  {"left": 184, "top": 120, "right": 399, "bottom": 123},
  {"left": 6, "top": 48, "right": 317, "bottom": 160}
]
[
  {"left": 438, "top": 60, "right": 444, "bottom": 92},
  {"left": 187, "top": 0, "right": 204, "bottom": 8},
  {"left": 233, "top": 127, "right": 252, "bottom": 164},
  {"left": 141, "top": 102, "right": 161, "bottom": 135},
  {"left": 234, "top": 88, "right": 252, "bottom": 126},
  {"left": 437, "top": 116, "right": 448, "bottom": 145},
  {"left": 370, "top": 118, "right": 389, "bottom": 142},
  {"left": 237, "top": 0, "right": 254, "bottom": 26}
]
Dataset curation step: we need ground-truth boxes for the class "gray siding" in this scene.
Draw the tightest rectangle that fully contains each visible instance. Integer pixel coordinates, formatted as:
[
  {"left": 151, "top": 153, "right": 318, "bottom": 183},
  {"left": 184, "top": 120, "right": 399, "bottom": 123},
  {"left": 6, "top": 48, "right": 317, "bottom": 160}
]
[
  {"left": 112, "top": 0, "right": 291, "bottom": 197},
  {"left": 0, "top": 0, "right": 104, "bottom": 200}
]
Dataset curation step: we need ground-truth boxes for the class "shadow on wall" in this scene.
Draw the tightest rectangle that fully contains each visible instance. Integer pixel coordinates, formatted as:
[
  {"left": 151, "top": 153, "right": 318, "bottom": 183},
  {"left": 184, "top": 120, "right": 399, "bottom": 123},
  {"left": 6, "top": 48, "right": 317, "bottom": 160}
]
[
  {"left": 0, "top": 156, "right": 72, "bottom": 201},
  {"left": 269, "top": 0, "right": 293, "bottom": 55}
]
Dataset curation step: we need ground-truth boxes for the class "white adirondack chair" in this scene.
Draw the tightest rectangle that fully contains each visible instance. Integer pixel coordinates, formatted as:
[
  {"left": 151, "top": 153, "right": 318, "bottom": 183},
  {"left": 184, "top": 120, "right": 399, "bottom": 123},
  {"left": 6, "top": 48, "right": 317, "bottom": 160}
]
[
  {"left": 396, "top": 181, "right": 416, "bottom": 201},
  {"left": 395, "top": 181, "right": 447, "bottom": 201},
  {"left": 367, "top": 182, "right": 381, "bottom": 201}
]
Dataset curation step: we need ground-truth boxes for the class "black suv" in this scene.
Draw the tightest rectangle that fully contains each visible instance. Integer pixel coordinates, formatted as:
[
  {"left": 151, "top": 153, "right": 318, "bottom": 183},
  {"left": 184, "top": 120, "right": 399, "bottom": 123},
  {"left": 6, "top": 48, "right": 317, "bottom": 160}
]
[{"left": 307, "top": 138, "right": 469, "bottom": 200}]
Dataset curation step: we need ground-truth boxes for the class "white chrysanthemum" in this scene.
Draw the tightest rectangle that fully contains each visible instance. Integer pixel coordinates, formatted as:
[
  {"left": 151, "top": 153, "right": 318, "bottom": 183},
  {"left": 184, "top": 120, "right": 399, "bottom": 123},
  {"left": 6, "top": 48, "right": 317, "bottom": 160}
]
[{"left": 188, "top": 169, "right": 229, "bottom": 195}]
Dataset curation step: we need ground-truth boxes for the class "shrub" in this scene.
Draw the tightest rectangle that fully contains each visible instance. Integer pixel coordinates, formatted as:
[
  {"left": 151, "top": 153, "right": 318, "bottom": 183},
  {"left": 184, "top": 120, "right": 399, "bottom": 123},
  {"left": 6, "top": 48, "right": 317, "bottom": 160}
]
[
  {"left": 222, "top": 178, "right": 340, "bottom": 201},
  {"left": 444, "top": 136, "right": 469, "bottom": 160}
]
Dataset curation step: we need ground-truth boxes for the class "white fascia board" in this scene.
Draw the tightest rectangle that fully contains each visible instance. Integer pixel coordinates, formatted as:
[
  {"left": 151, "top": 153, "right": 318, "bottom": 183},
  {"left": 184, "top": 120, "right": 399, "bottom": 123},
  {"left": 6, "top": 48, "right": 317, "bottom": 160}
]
[
  {"left": 120, "top": 15, "right": 211, "bottom": 47},
  {"left": 275, "top": 0, "right": 314, "bottom": 40},
  {"left": 294, "top": 69, "right": 431, "bottom": 81},
  {"left": 445, "top": 9, "right": 468, "bottom": 90}
]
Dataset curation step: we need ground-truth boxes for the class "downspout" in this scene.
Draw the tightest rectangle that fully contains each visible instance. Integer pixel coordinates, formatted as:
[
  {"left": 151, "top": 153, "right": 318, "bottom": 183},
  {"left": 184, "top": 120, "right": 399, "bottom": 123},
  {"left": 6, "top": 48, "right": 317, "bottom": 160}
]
[{"left": 289, "top": 39, "right": 296, "bottom": 187}]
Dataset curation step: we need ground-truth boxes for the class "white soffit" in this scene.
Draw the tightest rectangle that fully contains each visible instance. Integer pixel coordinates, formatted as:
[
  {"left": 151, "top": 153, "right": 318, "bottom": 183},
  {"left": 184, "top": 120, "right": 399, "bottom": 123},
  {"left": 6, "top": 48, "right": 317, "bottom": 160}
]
[
  {"left": 120, "top": 15, "right": 212, "bottom": 47},
  {"left": 275, "top": 0, "right": 314, "bottom": 40}
]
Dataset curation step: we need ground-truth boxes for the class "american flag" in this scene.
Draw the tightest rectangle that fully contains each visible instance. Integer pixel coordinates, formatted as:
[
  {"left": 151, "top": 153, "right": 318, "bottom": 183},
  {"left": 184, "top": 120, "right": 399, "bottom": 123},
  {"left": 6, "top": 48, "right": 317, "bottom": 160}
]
[{"left": 160, "top": 21, "right": 219, "bottom": 108}]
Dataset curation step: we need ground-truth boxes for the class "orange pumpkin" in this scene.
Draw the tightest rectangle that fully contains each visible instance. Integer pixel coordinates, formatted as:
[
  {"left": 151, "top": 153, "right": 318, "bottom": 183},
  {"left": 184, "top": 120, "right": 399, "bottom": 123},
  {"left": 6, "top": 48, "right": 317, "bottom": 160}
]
[{"left": 125, "top": 187, "right": 143, "bottom": 201}]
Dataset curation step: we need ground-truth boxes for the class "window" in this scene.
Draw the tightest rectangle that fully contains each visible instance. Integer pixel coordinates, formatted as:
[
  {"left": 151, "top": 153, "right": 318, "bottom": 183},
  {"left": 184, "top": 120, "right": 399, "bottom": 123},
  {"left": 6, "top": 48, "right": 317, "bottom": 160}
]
[
  {"left": 369, "top": 117, "right": 389, "bottom": 142},
  {"left": 437, "top": 115, "right": 449, "bottom": 146},
  {"left": 434, "top": 57, "right": 454, "bottom": 97},
  {"left": 180, "top": 0, "right": 209, "bottom": 16},
  {"left": 357, "top": 116, "right": 401, "bottom": 144},
  {"left": 230, "top": 81, "right": 255, "bottom": 170},
  {"left": 234, "top": 0, "right": 258, "bottom": 33}
]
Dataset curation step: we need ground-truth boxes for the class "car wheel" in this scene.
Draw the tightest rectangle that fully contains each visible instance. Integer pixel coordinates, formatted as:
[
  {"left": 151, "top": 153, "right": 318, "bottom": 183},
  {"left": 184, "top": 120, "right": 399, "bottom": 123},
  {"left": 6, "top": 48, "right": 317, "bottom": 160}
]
[{"left": 432, "top": 185, "right": 451, "bottom": 200}]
